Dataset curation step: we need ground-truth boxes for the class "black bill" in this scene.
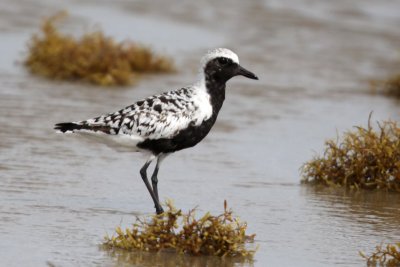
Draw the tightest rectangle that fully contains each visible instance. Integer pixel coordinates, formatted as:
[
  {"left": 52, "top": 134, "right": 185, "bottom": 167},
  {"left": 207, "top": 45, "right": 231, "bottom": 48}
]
[{"left": 237, "top": 65, "right": 258, "bottom": 80}]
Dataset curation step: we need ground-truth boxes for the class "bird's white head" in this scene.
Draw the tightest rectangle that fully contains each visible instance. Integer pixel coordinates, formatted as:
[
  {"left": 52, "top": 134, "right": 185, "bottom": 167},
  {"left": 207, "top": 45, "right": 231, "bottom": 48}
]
[
  {"left": 200, "top": 48, "right": 239, "bottom": 70},
  {"left": 198, "top": 48, "right": 258, "bottom": 85}
]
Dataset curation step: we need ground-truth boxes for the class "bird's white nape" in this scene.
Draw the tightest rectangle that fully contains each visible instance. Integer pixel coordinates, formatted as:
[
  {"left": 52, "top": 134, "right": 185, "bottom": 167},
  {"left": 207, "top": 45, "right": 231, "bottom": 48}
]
[{"left": 200, "top": 48, "right": 239, "bottom": 70}]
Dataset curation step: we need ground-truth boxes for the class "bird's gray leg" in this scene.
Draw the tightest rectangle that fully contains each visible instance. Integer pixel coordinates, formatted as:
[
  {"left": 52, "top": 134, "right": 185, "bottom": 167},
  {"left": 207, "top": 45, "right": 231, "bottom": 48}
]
[
  {"left": 150, "top": 154, "right": 166, "bottom": 204},
  {"left": 140, "top": 156, "right": 164, "bottom": 214}
]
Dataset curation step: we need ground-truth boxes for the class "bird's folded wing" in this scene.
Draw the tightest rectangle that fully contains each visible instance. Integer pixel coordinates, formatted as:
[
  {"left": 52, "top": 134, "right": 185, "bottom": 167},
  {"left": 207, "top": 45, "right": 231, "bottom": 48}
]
[
  {"left": 76, "top": 88, "right": 206, "bottom": 140},
  {"left": 118, "top": 108, "right": 196, "bottom": 139}
]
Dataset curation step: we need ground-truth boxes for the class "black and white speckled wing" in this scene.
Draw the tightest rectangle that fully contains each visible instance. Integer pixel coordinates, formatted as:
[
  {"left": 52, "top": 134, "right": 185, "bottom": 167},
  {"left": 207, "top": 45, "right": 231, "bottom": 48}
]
[{"left": 56, "top": 85, "right": 212, "bottom": 143}]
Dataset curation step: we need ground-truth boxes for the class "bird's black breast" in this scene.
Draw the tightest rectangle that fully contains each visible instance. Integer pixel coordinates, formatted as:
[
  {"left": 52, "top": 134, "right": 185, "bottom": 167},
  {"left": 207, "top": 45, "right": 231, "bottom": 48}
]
[
  {"left": 137, "top": 116, "right": 217, "bottom": 154},
  {"left": 137, "top": 82, "right": 226, "bottom": 155}
]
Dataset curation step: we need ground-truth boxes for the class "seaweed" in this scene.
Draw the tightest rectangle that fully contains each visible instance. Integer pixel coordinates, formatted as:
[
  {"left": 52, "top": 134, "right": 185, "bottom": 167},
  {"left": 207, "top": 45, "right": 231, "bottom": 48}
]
[
  {"left": 370, "top": 70, "right": 400, "bottom": 98},
  {"left": 383, "top": 74, "right": 400, "bottom": 98},
  {"left": 301, "top": 116, "right": 400, "bottom": 192},
  {"left": 103, "top": 200, "right": 257, "bottom": 258},
  {"left": 25, "top": 11, "right": 175, "bottom": 86},
  {"left": 360, "top": 243, "right": 400, "bottom": 266}
]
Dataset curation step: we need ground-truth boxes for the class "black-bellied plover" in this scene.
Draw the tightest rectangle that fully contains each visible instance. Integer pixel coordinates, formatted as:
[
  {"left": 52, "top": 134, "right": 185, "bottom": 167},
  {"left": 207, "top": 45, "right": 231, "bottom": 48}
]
[{"left": 55, "top": 48, "right": 258, "bottom": 214}]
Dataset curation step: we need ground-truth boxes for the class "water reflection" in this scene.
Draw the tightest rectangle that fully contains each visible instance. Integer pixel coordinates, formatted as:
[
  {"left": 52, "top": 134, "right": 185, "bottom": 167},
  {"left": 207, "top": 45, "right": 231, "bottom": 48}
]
[
  {"left": 302, "top": 186, "right": 400, "bottom": 231},
  {"left": 101, "top": 247, "right": 254, "bottom": 267}
]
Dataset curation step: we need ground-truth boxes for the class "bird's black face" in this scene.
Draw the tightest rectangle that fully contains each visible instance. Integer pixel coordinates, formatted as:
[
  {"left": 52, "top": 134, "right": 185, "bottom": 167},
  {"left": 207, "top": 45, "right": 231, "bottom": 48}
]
[{"left": 204, "top": 57, "right": 258, "bottom": 84}]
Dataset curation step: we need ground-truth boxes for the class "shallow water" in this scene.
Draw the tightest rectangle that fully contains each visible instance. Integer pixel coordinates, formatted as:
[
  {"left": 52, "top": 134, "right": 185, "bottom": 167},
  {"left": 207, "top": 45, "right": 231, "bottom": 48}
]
[{"left": 1, "top": 0, "right": 400, "bottom": 266}]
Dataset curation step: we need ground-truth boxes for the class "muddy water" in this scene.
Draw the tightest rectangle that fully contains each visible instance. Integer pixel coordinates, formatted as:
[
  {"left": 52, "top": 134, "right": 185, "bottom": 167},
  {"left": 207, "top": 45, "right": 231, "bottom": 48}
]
[{"left": 1, "top": 0, "right": 400, "bottom": 266}]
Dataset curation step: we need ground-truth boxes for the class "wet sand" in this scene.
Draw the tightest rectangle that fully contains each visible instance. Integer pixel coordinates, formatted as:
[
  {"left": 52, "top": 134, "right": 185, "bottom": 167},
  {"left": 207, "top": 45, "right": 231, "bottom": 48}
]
[{"left": 1, "top": 0, "right": 400, "bottom": 266}]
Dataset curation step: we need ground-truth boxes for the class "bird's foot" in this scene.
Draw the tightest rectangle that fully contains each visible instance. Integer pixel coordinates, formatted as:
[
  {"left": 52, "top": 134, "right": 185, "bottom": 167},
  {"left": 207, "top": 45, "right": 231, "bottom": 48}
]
[{"left": 155, "top": 206, "right": 164, "bottom": 215}]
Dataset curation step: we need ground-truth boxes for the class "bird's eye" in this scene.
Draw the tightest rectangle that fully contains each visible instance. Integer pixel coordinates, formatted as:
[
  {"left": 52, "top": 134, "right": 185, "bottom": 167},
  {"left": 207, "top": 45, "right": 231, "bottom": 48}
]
[{"left": 217, "top": 57, "right": 229, "bottom": 65}]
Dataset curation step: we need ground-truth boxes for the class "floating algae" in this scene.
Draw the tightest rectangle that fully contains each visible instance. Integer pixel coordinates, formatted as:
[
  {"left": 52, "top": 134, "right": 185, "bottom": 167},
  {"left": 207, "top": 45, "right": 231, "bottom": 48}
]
[
  {"left": 360, "top": 243, "right": 400, "bottom": 266},
  {"left": 301, "top": 116, "right": 400, "bottom": 192},
  {"left": 370, "top": 67, "right": 400, "bottom": 98},
  {"left": 383, "top": 74, "right": 400, "bottom": 98},
  {"left": 104, "top": 201, "right": 256, "bottom": 258},
  {"left": 25, "top": 12, "right": 175, "bottom": 86}
]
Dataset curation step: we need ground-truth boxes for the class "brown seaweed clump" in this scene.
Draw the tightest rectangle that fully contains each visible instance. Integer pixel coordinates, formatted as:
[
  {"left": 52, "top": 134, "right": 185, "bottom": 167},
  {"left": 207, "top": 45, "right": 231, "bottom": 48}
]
[
  {"left": 383, "top": 74, "right": 400, "bottom": 98},
  {"left": 301, "top": 118, "right": 400, "bottom": 192},
  {"left": 104, "top": 201, "right": 256, "bottom": 258},
  {"left": 370, "top": 71, "right": 400, "bottom": 98},
  {"left": 25, "top": 12, "right": 175, "bottom": 86},
  {"left": 360, "top": 243, "right": 400, "bottom": 266}
]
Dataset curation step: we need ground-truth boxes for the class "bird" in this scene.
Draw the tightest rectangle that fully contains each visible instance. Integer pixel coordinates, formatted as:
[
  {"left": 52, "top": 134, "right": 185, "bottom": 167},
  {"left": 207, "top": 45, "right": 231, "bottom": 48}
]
[{"left": 54, "top": 48, "right": 258, "bottom": 214}]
